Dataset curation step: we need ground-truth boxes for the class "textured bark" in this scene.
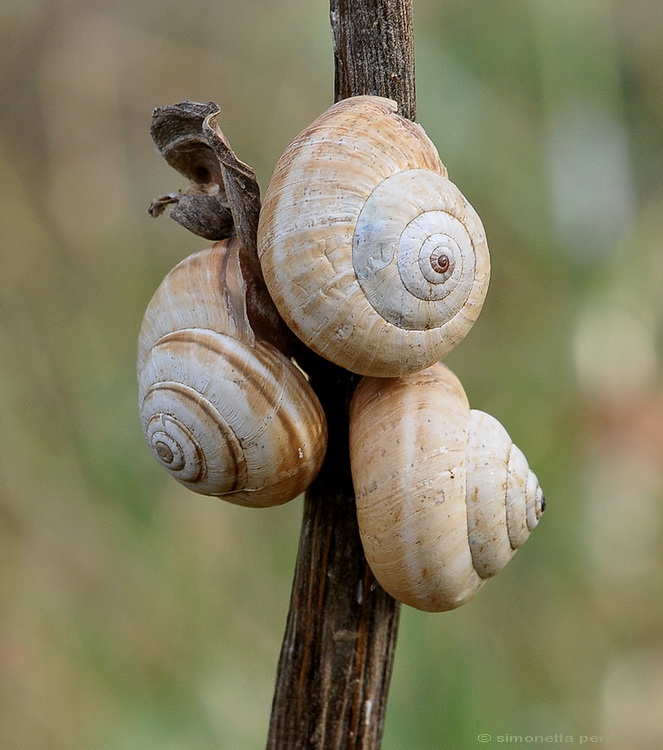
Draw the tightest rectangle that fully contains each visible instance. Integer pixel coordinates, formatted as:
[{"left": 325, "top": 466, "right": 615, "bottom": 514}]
[
  {"left": 265, "top": 363, "right": 400, "bottom": 750},
  {"left": 266, "top": 1, "right": 415, "bottom": 748},
  {"left": 331, "top": 0, "right": 416, "bottom": 120}
]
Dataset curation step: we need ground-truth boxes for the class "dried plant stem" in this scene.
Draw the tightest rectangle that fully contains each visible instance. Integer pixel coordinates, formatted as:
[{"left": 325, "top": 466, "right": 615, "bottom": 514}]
[{"left": 266, "top": 1, "right": 415, "bottom": 748}]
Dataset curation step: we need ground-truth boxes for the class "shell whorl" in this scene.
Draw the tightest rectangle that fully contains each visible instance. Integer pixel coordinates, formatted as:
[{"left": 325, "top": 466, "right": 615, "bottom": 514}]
[
  {"left": 257, "top": 95, "right": 490, "bottom": 377},
  {"left": 137, "top": 238, "right": 254, "bottom": 374},
  {"left": 349, "top": 362, "right": 544, "bottom": 611},
  {"left": 137, "top": 240, "right": 327, "bottom": 507}
]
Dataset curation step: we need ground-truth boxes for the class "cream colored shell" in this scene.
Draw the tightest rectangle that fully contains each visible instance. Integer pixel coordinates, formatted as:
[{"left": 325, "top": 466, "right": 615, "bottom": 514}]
[
  {"left": 349, "top": 363, "right": 544, "bottom": 611},
  {"left": 257, "top": 95, "right": 490, "bottom": 377},
  {"left": 137, "top": 239, "right": 327, "bottom": 507}
]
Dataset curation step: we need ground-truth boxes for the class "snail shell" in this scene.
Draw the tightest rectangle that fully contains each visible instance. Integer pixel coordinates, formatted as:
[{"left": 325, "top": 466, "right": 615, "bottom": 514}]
[
  {"left": 257, "top": 95, "right": 490, "bottom": 377},
  {"left": 349, "top": 362, "right": 544, "bottom": 611},
  {"left": 137, "top": 238, "right": 327, "bottom": 507}
]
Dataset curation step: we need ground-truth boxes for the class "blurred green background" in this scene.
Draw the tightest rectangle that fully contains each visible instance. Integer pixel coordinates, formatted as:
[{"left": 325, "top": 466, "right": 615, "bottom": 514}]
[{"left": 1, "top": 0, "right": 662, "bottom": 748}]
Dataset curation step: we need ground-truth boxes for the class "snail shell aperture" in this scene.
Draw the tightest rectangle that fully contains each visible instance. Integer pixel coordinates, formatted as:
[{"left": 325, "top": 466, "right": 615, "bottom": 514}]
[
  {"left": 349, "top": 362, "right": 544, "bottom": 611},
  {"left": 257, "top": 95, "right": 491, "bottom": 377}
]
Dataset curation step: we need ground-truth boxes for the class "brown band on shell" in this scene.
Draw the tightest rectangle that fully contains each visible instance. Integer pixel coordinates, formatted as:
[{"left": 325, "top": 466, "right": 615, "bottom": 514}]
[{"left": 430, "top": 252, "right": 450, "bottom": 274}]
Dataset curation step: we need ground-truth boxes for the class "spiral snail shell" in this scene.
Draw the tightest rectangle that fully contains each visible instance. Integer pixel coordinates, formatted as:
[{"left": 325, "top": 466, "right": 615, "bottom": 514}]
[
  {"left": 257, "top": 95, "right": 490, "bottom": 377},
  {"left": 349, "top": 362, "right": 544, "bottom": 611},
  {"left": 137, "top": 238, "right": 327, "bottom": 507}
]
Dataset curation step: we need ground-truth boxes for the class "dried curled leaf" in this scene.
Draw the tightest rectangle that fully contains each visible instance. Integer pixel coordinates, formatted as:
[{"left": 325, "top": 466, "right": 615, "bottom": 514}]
[
  {"left": 202, "top": 110, "right": 262, "bottom": 271},
  {"left": 148, "top": 100, "right": 295, "bottom": 356},
  {"left": 149, "top": 101, "right": 261, "bottom": 268},
  {"left": 148, "top": 187, "right": 235, "bottom": 241}
]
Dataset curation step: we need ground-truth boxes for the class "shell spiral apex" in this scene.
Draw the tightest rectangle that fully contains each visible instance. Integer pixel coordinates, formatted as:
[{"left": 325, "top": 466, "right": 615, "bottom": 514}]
[{"left": 257, "top": 95, "right": 490, "bottom": 377}]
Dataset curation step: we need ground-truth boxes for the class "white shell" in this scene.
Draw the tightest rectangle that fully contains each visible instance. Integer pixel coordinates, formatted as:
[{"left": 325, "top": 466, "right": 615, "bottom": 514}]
[
  {"left": 137, "top": 236, "right": 254, "bottom": 373},
  {"left": 257, "top": 95, "right": 490, "bottom": 377},
  {"left": 349, "top": 363, "right": 544, "bottom": 611},
  {"left": 137, "top": 239, "right": 327, "bottom": 507}
]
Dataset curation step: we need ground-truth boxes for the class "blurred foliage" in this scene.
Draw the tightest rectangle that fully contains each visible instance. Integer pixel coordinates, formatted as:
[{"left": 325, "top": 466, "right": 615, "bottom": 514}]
[{"left": 1, "top": 0, "right": 662, "bottom": 748}]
